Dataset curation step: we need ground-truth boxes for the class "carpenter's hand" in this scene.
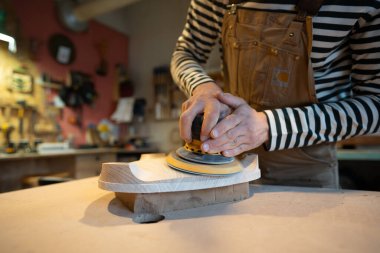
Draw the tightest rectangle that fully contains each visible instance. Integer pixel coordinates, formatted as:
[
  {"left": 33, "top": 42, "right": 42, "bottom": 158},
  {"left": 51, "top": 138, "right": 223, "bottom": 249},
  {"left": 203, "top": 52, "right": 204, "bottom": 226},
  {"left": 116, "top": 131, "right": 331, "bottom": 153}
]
[
  {"left": 201, "top": 93, "right": 269, "bottom": 157},
  {"left": 180, "top": 82, "right": 231, "bottom": 142}
]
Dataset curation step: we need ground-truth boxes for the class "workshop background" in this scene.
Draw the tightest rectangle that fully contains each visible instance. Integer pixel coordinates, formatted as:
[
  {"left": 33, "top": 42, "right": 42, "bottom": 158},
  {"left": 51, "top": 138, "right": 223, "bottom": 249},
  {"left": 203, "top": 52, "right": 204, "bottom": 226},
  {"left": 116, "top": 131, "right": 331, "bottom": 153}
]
[{"left": 0, "top": 0, "right": 378, "bottom": 193}]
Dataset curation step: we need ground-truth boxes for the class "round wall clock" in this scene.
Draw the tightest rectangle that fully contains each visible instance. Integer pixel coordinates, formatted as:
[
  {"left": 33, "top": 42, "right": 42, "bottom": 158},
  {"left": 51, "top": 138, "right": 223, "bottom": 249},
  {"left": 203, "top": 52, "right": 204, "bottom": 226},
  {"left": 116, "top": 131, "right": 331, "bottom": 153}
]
[{"left": 48, "top": 33, "right": 76, "bottom": 65}]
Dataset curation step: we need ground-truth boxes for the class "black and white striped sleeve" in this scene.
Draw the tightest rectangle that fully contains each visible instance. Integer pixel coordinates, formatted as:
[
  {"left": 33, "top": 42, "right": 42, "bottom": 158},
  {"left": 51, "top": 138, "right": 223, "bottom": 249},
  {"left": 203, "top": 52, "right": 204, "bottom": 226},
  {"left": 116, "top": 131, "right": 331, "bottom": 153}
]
[
  {"left": 263, "top": 6, "right": 380, "bottom": 151},
  {"left": 170, "top": 0, "right": 227, "bottom": 97}
]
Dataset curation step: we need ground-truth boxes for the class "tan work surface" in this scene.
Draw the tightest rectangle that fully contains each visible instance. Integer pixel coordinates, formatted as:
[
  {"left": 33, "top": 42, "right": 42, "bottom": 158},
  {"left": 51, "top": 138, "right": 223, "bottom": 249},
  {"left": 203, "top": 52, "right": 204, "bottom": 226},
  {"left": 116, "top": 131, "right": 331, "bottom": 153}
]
[{"left": 1, "top": 177, "right": 380, "bottom": 253}]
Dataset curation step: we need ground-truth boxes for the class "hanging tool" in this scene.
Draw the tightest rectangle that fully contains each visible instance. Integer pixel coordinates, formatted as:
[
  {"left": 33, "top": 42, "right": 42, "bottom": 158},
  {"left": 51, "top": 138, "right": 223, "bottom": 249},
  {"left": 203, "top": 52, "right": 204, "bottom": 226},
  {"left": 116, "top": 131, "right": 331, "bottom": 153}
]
[
  {"left": 16, "top": 100, "right": 27, "bottom": 139},
  {"left": 1, "top": 106, "right": 16, "bottom": 154},
  {"left": 94, "top": 40, "right": 108, "bottom": 76}
]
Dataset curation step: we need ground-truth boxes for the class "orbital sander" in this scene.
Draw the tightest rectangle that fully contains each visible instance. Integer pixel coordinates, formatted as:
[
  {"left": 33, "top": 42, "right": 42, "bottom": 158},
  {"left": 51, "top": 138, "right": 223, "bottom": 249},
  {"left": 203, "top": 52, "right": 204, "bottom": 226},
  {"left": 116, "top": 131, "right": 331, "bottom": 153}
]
[{"left": 166, "top": 114, "right": 243, "bottom": 175}]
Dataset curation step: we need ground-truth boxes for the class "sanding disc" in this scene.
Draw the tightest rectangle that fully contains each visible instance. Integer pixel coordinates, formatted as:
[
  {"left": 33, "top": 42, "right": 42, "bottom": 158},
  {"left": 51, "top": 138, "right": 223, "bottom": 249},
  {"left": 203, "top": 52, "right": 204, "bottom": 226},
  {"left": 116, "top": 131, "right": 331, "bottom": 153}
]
[
  {"left": 166, "top": 151, "right": 242, "bottom": 175},
  {"left": 176, "top": 147, "right": 234, "bottom": 165}
]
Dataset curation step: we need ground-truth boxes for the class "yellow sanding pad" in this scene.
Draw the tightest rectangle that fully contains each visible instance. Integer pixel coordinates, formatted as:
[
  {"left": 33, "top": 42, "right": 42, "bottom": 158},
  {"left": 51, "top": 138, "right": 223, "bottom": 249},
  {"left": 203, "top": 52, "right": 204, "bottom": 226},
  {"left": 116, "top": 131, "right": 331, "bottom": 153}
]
[{"left": 166, "top": 152, "right": 242, "bottom": 175}]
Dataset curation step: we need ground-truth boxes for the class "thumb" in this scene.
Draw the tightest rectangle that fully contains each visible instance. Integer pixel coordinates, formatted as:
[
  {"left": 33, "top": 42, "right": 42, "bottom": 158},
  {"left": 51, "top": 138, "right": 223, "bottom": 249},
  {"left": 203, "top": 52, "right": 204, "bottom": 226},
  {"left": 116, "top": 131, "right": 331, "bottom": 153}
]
[{"left": 217, "top": 93, "right": 246, "bottom": 109}]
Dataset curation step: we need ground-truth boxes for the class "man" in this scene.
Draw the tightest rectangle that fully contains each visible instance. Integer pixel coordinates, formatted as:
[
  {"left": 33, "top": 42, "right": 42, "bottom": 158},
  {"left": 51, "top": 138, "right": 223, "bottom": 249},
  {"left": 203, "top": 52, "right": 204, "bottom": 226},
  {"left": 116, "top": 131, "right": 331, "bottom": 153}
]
[{"left": 171, "top": 0, "right": 380, "bottom": 188}]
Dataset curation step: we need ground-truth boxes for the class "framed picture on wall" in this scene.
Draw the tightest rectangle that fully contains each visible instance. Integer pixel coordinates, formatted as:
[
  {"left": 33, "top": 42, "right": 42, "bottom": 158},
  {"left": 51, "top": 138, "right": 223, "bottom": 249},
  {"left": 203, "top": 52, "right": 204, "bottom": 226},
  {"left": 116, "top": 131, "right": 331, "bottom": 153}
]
[{"left": 10, "top": 69, "right": 34, "bottom": 94}]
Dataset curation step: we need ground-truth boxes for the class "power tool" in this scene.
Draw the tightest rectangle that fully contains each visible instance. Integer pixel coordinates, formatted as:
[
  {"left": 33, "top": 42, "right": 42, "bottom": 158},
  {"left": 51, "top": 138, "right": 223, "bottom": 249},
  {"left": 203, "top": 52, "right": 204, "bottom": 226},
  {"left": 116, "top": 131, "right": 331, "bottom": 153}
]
[{"left": 166, "top": 114, "right": 243, "bottom": 175}]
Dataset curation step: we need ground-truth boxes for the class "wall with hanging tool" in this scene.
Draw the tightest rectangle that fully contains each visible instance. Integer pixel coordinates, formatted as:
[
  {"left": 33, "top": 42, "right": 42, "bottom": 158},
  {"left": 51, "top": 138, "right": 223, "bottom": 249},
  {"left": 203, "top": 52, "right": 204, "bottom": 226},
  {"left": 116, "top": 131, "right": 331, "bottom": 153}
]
[{"left": 0, "top": 0, "right": 129, "bottom": 146}]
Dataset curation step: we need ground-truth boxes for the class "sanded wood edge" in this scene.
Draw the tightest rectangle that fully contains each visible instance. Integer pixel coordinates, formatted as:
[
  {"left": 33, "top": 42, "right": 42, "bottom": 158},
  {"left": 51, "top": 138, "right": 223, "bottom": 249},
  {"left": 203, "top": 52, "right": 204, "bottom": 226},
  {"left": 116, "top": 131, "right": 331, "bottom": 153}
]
[
  {"left": 99, "top": 167, "right": 259, "bottom": 193},
  {"left": 98, "top": 162, "right": 143, "bottom": 184},
  {"left": 98, "top": 154, "right": 260, "bottom": 193},
  {"left": 115, "top": 182, "right": 250, "bottom": 214}
]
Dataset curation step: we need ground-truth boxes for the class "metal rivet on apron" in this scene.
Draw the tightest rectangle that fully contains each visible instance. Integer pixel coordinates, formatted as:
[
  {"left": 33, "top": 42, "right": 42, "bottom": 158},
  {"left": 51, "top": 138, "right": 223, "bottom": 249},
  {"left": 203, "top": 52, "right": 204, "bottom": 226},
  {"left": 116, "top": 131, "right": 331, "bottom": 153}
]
[
  {"left": 289, "top": 32, "right": 295, "bottom": 37},
  {"left": 233, "top": 42, "right": 239, "bottom": 48},
  {"left": 295, "top": 56, "right": 300, "bottom": 60},
  {"left": 271, "top": 48, "right": 278, "bottom": 55},
  {"left": 229, "top": 25, "right": 233, "bottom": 30},
  {"left": 253, "top": 41, "right": 258, "bottom": 46}
]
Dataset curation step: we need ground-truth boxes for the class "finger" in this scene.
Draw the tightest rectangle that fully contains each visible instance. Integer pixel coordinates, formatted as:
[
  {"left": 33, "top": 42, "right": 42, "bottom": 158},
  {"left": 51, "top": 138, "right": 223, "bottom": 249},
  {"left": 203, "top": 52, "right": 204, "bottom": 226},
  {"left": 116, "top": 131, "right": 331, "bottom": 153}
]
[
  {"left": 217, "top": 93, "right": 246, "bottom": 109},
  {"left": 219, "top": 104, "right": 232, "bottom": 119},
  {"left": 179, "top": 102, "right": 205, "bottom": 143},
  {"left": 202, "top": 134, "right": 232, "bottom": 153},
  {"left": 201, "top": 101, "right": 221, "bottom": 141},
  {"left": 222, "top": 143, "right": 251, "bottom": 157},
  {"left": 210, "top": 113, "right": 241, "bottom": 138},
  {"left": 203, "top": 129, "right": 244, "bottom": 154},
  {"left": 208, "top": 134, "right": 244, "bottom": 153},
  {"left": 181, "top": 100, "right": 191, "bottom": 112}
]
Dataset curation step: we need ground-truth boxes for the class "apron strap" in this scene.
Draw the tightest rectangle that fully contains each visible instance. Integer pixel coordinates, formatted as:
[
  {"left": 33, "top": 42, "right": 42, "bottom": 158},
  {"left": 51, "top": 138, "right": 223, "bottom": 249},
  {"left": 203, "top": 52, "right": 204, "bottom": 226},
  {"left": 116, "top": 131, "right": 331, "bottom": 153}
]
[
  {"left": 296, "top": 0, "right": 324, "bottom": 21},
  {"left": 296, "top": 0, "right": 324, "bottom": 16},
  {"left": 295, "top": 0, "right": 324, "bottom": 53},
  {"left": 228, "top": 0, "right": 243, "bottom": 4},
  {"left": 227, "top": 0, "right": 324, "bottom": 18}
]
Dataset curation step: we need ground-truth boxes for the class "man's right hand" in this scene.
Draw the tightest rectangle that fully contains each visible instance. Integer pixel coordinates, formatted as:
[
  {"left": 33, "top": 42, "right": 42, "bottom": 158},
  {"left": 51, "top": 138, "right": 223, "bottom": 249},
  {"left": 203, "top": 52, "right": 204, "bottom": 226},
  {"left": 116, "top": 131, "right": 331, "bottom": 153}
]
[{"left": 180, "top": 82, "right": 231, "bottom": 143}]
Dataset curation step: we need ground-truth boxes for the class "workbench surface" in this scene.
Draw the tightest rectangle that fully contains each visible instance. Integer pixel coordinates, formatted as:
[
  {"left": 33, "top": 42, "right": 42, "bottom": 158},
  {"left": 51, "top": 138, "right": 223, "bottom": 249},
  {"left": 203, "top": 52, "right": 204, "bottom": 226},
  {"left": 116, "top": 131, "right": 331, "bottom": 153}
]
[{"left": 0, "top": 177, "right": 379, "bottom": 253}]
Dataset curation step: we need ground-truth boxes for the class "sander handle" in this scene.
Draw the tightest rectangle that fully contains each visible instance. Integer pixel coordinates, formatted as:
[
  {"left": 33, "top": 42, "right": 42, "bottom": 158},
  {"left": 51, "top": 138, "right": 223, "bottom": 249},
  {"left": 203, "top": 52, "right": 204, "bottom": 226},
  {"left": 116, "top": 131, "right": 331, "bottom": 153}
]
[
  {"left": 191, "top": 112, "right": 228, "bottom": 141},
  {"left": 191, "top": 114, "right": 203, "bottom": 141}
]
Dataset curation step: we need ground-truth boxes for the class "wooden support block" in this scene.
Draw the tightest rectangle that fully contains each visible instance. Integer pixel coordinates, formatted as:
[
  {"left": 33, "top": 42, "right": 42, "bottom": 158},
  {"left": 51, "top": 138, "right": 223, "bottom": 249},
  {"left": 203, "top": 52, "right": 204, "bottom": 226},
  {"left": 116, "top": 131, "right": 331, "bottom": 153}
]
[
  {"left": 115, "top": 182, "right": 249, "bottom": 214},
  {"left": 99, "top": 153, "right": 260, "bottom": 222}
]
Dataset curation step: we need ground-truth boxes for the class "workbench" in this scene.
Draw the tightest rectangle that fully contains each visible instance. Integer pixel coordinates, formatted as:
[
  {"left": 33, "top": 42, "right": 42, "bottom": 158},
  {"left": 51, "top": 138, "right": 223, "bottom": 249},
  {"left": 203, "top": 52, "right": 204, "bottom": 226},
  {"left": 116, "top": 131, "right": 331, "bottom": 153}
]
[
  {"left": 0, "top": 147, "right": 157, "bottom": 192},
  {"left": 0, "top": 177, "right": 379, "bottom": 253},
  {"left": 1, "top": 147, "right": 378, "bottom": 192}
]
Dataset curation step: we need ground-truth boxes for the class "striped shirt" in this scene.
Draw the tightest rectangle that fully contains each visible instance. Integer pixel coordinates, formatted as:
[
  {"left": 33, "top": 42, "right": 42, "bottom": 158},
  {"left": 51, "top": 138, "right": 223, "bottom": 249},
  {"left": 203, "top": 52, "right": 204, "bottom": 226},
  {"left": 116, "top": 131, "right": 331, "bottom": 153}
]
[{"left": 171, "top": 0, "right": 380, "bottom": 151}]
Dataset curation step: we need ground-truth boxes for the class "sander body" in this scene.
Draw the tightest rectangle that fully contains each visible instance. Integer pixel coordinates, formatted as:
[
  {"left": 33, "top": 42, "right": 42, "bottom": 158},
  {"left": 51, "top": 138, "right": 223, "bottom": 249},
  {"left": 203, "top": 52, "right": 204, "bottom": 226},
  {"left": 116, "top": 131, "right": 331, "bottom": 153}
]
[{"left": 166, "top": 114, "right": 243, "bottom": 175}]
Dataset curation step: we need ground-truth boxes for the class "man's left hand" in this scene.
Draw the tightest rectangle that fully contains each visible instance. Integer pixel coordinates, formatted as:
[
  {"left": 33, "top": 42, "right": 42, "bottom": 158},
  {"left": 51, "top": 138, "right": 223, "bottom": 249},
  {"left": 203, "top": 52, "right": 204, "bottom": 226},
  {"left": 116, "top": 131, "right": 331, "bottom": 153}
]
[{"left": 201, "top": 93, "right": 269, "bottom": 157}]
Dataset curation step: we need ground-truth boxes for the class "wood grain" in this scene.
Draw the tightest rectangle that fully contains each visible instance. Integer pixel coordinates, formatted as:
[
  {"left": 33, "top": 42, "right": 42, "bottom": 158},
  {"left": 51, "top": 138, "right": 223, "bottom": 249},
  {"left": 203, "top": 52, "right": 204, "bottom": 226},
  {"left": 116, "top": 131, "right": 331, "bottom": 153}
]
[{"left": 116, "top": 182, "right": 249, "bottom": 214}]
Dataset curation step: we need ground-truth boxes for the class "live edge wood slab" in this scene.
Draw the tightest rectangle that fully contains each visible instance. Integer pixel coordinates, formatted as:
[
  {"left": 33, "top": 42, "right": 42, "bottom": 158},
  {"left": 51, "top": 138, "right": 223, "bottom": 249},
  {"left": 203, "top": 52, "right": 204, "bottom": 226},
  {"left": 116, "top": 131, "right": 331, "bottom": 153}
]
[{"left": 98, "top": 153, "right": 260, "bottom": 222}]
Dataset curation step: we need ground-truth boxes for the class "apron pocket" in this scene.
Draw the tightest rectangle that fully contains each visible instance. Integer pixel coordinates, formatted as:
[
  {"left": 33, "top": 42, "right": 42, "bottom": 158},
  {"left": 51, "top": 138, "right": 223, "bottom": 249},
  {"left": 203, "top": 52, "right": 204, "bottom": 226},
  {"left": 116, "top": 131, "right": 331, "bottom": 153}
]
[
  {"left": 251, "top": 41, "right": 300, "bottom": 109},
  {"left": 231, "top": 23, "right": 303, "bottom": 109}
]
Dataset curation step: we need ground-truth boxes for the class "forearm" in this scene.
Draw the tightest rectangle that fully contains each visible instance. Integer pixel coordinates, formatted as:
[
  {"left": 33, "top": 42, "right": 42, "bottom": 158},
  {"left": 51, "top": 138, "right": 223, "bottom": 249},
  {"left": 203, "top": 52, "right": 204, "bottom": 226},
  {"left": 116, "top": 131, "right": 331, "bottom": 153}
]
[
  {"left": 170, "top": 50, "right": 215, "bottom": 97},
  {"left": 265, "top": 5, "right": 380, "bottom": 151},
  {"left": 263, "top": 94, "right": 380, "bottom": 151},
  {"left": 170, "top": 0, "right": 226, "bottom": 96}
]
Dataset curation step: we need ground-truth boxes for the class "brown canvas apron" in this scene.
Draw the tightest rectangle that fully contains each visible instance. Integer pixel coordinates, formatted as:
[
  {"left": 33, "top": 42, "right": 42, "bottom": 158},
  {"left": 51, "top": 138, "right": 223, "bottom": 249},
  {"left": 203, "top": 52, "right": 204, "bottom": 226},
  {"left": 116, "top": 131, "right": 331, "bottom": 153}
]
[{"left": 221, "top": 1, "right": 339, "bottom": 188}]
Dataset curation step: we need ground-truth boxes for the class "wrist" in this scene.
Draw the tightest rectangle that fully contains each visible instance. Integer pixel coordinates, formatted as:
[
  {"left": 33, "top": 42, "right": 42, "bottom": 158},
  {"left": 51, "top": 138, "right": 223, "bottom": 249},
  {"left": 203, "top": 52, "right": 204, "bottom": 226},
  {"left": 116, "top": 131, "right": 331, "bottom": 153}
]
[
  {"left": 257, "top": 112, "right": 269, "bottom": 143},
  {"left": 192, "top": 82, "right": 222, "bottom": 97}
]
